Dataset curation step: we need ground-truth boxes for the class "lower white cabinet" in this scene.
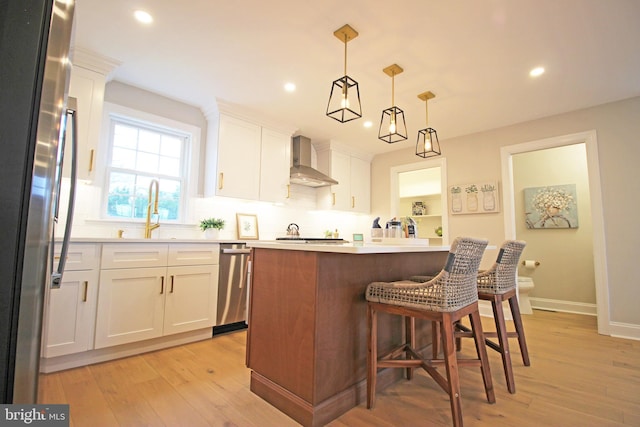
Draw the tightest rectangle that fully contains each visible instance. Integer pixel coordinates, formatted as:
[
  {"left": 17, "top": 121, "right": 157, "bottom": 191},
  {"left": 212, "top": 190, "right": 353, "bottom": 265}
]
[
  {"left": 42, "top": 244, "right": 100, "bottom": 358},
  {"left": 94, "top": 243, "right": 219, "bottom": 349}
]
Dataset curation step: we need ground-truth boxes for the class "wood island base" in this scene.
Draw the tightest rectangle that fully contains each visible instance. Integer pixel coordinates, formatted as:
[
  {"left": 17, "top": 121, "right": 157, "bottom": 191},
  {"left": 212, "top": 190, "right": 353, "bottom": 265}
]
[{"left": 246, "top": 244, "right": 449, "bottom": 427}]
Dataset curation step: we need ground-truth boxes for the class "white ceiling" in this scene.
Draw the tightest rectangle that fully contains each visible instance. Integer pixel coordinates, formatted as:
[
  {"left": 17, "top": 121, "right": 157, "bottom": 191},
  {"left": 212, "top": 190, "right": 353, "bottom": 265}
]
[{"left": 72, "top": 0, "right": 640, "bottom": 156}]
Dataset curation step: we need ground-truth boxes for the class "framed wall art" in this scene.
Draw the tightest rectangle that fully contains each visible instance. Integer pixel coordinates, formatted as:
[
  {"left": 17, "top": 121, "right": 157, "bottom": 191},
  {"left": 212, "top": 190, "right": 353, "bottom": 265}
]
[
  {"left": 523, "top": 184, "right": 578, "bottom": 229},
  {"left": 449, "top": 181, "right": 499, "bottom": 214},
  {"left": 236, "top": 213, "right": 259, "bottom": 239}
]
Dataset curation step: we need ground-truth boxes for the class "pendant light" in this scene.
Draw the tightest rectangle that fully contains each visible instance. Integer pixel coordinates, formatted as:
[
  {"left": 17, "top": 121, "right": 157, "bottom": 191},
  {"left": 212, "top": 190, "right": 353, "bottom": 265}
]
[
  {"left": 326, "top": 24, "right": 362, "bottom": 123},
  {"left": 416, "top": 91, "right": 441, "bottom": 158},
  {"left": 378, "top": 64, "right": 407, "bottom": 143}
]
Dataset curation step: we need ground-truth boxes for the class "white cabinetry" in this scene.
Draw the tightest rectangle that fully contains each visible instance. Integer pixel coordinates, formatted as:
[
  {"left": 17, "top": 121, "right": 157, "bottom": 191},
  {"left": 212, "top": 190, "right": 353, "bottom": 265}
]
[
  {"left": 259, "top": 127, "right": 291, "bottom": 203},
  {"left": 316, "top": 144, "right": 371, "bottom": 213},
  {"left": 215, "top": 114, "right": 262, "bottom": 200},
  {"left": 42, "top": 244, "right": 100, "bottom": 358},
  {"left": 209, "top": 113, "right": 292, "bottom": 202},
  {"left": 95, "top": 243, "right": 219, "bottom": 349},
  {"left": 64, "top": 49, "right": 118, "bottom": 180}
]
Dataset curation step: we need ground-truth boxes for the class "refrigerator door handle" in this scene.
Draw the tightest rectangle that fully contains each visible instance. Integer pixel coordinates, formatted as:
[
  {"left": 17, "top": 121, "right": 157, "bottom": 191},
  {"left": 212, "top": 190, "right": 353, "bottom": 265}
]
[{"left": 51, "top": 103, "right": 78, "bottom": 288}]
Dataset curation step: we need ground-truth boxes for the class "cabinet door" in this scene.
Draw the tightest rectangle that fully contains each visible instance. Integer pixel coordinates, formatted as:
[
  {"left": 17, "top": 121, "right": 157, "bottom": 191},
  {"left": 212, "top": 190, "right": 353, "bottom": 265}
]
[
  {"left": 350, "top": 156, "right": 371, "bottom": 213},
  {"left": 328, "top": 150, "right": 351, "bottom": 210},
  {"left": 94, "top": 267, "right": 166, "bottom": 349},
  {"left": 42, "top": 269, "right": 99, "bottom": 357},
  {"left": 65, "top": 66, "right": 106, "bottom": 181},
  {"left": 164, "top": 264, "right": 219, "bottom": 335},
  {"left": 216, "top": 114, "right": 261, "bottom": 199},
  {"left": 259, "top": 127, "right": 291, "bottom": 203}
]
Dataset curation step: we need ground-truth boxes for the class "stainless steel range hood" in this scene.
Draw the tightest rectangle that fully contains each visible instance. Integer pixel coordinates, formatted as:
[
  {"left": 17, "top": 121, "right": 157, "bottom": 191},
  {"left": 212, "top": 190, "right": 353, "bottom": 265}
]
[{"left": 290, "top": 135, "right": 338, "bottom": 187}]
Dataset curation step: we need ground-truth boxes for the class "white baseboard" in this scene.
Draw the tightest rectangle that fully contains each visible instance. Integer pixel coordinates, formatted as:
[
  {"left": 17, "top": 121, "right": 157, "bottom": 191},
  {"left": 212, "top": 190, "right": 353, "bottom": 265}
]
[
  {"left": 529, "top": 297, "right": 597, "bottom": 316},
  {"left": 609, "top": 321, "right": 640, "bottom": 341},
  {"left": 479, "top": 297, "right": 597, "bottom": 320}
]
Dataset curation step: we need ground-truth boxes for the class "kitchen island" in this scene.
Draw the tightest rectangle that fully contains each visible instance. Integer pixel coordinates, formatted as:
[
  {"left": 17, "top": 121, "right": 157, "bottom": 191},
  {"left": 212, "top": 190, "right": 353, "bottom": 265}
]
[{"left": 245, "top": 241, "right": 450, "bottom": 427}]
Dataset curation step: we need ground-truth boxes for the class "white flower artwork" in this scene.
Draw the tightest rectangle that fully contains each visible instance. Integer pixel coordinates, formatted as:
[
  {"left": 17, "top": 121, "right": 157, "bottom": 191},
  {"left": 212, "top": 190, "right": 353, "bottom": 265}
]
[{"left": 523, "top": 184, "right": 579, "bottom": 229}]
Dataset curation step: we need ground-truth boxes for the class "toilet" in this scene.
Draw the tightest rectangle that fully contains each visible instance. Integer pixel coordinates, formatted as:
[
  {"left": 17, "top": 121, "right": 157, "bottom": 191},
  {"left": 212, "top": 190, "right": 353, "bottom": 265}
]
[{"left": 517, "top": 276, "right": 535, "bottom": 314}]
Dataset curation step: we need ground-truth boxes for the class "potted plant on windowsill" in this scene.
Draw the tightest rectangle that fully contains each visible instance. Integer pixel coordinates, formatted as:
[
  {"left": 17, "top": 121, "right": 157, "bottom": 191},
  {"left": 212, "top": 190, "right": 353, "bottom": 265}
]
[{"left": 200, "top": 218, "right": 225, "bottom": 239}]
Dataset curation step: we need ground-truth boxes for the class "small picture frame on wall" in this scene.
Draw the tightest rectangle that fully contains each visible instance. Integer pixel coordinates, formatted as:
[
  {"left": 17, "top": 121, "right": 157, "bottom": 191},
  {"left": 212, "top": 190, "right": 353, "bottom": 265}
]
[{"left": 236, "top": 213, "right": 259, "bottom": 240}]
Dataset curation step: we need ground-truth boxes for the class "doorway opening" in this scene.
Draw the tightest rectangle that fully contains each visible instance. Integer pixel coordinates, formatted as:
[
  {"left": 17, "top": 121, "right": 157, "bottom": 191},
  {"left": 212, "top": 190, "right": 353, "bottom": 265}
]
[
  {"left": 390, "top": 158, "right": 448, "bottom": 245},
  {"left": 500, "top": 130, "right": 610, "bottom": 335}
]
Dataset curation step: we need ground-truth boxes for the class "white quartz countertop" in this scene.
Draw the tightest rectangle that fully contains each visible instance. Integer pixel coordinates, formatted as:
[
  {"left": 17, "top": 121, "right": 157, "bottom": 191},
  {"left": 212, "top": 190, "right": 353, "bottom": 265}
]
[
  {"left": 66, "top": 237, "right": 244, "bottom": 244},
  {"left": 246, "top": 240, "right": 451, "bottom": 254}
]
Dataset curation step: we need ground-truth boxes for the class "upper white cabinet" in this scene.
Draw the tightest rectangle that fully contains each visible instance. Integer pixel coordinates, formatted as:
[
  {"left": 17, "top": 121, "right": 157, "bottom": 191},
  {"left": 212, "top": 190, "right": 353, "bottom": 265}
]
[
  {"left": 316, "top": 143, "right": 372, "bottom": 213},
  {"left": 206, "top": 112, "right": 293, "bottom": 202},
  {"left": 64, "top": 49, "right": 119, "bottom": 181},
  {"left": 259, "top": 127, "right": 292, "bottom": 203},
  {"left": 215, "top": 114, "right": 262, "bottom": 200}
]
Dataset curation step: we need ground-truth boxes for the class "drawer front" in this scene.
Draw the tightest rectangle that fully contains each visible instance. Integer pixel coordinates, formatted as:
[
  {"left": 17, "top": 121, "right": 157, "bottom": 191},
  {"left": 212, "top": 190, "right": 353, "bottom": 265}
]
[
  {"left": 101, "top": 244, "right": 168, "bottom": 269},
  {"left": 168, "top": 243, "right": 220, "bottom": 266},
  {"left": 54, "top": 243, "right": 100, "bottom": 271}
]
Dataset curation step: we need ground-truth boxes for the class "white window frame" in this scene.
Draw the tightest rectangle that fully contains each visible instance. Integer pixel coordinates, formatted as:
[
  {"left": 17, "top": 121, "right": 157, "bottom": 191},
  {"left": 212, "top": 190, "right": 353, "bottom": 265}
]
[{"left": 97, "top": 102, "right": 200, "bottom": 224}]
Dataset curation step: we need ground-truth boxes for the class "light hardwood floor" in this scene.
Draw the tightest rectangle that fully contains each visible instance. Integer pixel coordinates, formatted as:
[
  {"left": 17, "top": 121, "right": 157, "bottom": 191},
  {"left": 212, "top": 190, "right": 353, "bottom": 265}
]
[{"left": 38, "top": 310, "right": 640, "bottom": 426}]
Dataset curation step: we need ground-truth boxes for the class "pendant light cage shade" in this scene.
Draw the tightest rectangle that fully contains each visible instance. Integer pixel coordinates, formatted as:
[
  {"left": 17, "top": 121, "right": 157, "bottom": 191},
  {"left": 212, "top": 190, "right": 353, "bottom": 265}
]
[
  {"left": 379, "top": 64, "right": 407, "bottom": 143},
  {"left": 327, "top": 75, "right": 362, "bottom": 122},
  {"left": 416, "top": 127, "right": 441, "bottom": 158},
  {"left": 326, "top": 24, "right": 361, "bottom": 123},
  {"left": 378, "top": 106, "right": 408, "bottom": 143},
  {"left": 415, "top": 90, "right": 441, "bottom": 158}
]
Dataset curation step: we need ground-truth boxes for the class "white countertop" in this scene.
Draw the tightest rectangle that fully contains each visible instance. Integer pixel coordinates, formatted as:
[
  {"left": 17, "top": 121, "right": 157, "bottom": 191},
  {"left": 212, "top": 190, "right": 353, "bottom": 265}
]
[
  {"left": 66, "top": 237, "right": 243, "bottom": 244},
  {"left": 246, "top": 240, "right": 451, "bottom": 254}
]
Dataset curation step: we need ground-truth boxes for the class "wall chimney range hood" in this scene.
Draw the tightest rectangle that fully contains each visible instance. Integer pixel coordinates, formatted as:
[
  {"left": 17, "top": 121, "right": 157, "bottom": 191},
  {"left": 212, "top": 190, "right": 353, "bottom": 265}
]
[{"left": 290, "top": 135, "right": 338, "bottom": 187}]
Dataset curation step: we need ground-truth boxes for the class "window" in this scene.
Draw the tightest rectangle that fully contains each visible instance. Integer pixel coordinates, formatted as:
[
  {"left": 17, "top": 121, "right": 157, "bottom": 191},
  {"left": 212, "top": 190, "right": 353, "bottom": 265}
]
[{"left": 104, "top": 113, "right": 192, "bottom": 222}]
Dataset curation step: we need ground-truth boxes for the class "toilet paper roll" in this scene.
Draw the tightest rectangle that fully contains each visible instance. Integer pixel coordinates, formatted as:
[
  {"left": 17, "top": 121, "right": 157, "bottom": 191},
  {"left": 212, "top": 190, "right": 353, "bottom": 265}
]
[{"left": 523, "top": 260, "right": 539, "bottom": 269}]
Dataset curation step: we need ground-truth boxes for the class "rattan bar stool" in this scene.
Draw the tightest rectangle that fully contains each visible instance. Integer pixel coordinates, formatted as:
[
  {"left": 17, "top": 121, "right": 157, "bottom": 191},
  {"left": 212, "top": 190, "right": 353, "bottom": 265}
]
[
  {"left": 365, "top": 237, "right": 494, "bottom": 427},
  {"left": 412, "top": 240, "right": 530, "bottom": 394}
]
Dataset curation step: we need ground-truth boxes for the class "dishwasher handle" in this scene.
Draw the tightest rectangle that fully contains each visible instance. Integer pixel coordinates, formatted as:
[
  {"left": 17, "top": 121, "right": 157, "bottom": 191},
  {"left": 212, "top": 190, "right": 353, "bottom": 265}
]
[{"left": 221, "top": 248, "right": 252, "bottom": 254}]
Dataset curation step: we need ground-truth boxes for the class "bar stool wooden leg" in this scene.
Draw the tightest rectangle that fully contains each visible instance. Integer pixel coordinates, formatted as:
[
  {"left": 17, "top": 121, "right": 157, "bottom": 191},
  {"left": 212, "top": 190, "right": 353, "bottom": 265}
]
[
  {"left": 432, "top": 320, "right": 441, "bottom": 359},
  {"left": 405, "top": 316, "right": 416, "bottom": 380},
  {"left": 508, "top": 294, "right": 531, "bottom": 366},
  {"left": 490, "top": 295, "right": 516, "bottom": 393},
  {"left": 469, "top": 310, "right": 496, "bottom": 404},
  {"left": 441, "top": 313, "right": 463, "bottom": 427},
  {"left": 367, "top": 304, "right": 378, "bottom": 409}
]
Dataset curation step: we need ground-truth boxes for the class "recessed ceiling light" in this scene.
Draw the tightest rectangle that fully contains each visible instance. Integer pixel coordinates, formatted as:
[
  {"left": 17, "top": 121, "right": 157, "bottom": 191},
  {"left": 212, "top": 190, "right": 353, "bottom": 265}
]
[
  {"left": 284, "top": 82, "right": 296, "bottom": 92},
  {"left": 363, "top": 121, "right": 373, "bottom": 128},
  {"left": 134, "top": 10, "right": 153, "bottom": 24},
  {"left": 529, "top": 66, "right": 545, "bottom": 77}
]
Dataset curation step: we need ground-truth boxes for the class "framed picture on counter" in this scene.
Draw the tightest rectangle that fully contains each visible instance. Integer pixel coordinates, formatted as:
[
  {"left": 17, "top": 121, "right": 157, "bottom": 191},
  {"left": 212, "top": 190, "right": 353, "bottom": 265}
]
[{"left": 236, "top": 213, "right": 259, "bottom": 240}]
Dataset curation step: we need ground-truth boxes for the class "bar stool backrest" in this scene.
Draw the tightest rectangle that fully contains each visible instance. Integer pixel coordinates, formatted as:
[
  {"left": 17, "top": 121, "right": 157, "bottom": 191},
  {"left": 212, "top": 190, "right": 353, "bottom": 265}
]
[{"left": 477, "top": 240, "right": 526, "bottom": 294}]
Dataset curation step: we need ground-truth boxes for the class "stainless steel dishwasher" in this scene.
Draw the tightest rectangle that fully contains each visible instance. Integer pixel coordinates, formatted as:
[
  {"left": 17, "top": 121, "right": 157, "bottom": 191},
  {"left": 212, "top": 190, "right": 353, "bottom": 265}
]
[{"left": 213, "top": 243, "right": 251, "bottom": 335}]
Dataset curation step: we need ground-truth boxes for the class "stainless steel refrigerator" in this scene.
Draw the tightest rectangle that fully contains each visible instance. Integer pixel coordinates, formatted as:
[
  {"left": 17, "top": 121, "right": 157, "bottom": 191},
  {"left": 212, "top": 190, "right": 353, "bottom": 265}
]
[{"left": 0, "top": 0, "right": 76, "bottom": 403}]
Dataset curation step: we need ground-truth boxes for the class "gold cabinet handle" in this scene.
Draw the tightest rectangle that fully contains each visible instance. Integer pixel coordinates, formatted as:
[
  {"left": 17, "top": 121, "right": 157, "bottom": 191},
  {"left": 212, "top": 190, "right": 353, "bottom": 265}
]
[
  {"left": 89, "top": 149, "right": 95, "bottom": 172},
  {"left": 352, "top": 196, "right": 355, "bottom": 208},
  {"left": 286, "top": 184, "right": 290, "bottom": 199},
  {"left": 170, "top": 275, "right": 174, "bottom": 293},
  {"left": 332, "top": 192, "right": 336, "bottom": 206},
  {"left": 160, "top": 276, "right": 165, "bottom": 294},
  {"left": 82, "top": 281, "right": 88, "bottom": 302},
  {"left": 218, "top": 172, "right": 224, "bottom": 190}
]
